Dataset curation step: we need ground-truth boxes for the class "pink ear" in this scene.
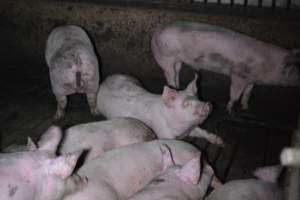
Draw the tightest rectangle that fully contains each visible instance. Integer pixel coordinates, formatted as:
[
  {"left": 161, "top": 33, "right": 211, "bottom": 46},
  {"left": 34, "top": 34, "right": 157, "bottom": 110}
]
[
  {"left": 162, "top": 86, "right": 178, "bottom": 108},
  {"left": 186, "top": 74, "right": 198, "bottom": 95},
  {"left": 160, "top": 144, "right": 175, "bottom": 171},
  {"left": 176, "top": 155, "right": 201, "bottom": 185}
]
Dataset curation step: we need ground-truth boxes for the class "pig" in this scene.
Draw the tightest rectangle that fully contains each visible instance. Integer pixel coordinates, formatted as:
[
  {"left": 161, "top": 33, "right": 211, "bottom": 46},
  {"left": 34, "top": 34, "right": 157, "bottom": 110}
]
[
  {"left": 151, "top": 21, "right": 300, "bottom": 113},
  {"left": 205, "top": 165, "right": 283, "bottom": 200},
  {"left": 3, "top": 118, "right": 155, "bottom": 163},
  {"left": 58, "top": 117, "right": 155, "bottom": 162},
  {"left": 97, "top": 74, "right": 224, "bottom": 145},
  {"left": 45, "top": 25, "right": 100, "bottom": 120},
  {"left": 0, "top": 126, "right": 87, "bottom": 200},
  {"left": 64, "top": 139, "right": 219, "bottom": 200},
  {"left": 280, "top": 147, "right": 300, "bottom": 166},
  {"left": 128, "top": 145, "right": 215, "bottom": 200}
]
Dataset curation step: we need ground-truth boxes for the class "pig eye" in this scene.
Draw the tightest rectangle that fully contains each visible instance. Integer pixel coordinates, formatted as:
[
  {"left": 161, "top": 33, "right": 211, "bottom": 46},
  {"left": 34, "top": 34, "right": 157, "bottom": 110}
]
[{"left": 183, "top": 101, "right": 191, "bottom": 108}]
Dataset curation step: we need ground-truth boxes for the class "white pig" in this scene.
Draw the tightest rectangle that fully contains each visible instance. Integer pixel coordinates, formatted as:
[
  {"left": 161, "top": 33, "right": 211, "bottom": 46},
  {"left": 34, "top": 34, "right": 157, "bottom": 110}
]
[
  {"left": 152, "top": 21, "right": 300, "bottom": 113},
  {"left": 64, "top": 139, "right": 218, "bottom": 200},
  {"left": 97, "top": 74, "right": 224, "bottom": 145},
  {"left": 58, "top": 117, "right": 155, "bottom": 162},
  {"left": 0, "top": 126, "right": 87, "bottom": 200},
  {"left": 205, "top": 165, "right": 283, "bottom": 200},
  {"left": 128, "top": 145, "right": 215, "bottom": 200},
  {"left": 45, "top": 25, "right": 100, "bottom": 120}
]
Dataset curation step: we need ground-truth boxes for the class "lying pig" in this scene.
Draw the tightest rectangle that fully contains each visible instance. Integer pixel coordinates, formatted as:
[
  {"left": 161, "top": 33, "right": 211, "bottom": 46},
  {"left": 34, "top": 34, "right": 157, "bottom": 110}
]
[
  {"left": 59, "top": 117, "right": 155, "bottom": 162},
  {"left": 64, "top": 139, "right": 219, "bottom": 200},
  {"left": 0, "top": 126, "right": 87, "bottom": 200},
  {"left": 97, "top": 74, "right": 224, "bottom": 145},
  {"left": 128, "top": 145, "right": 215, "bottom": 200},
  {"left": 45, "top": 25, "right": 100, "bottom": 120},
  {"left": 152, "top": 21, "right": 300, "bottom": 113},
  {"left": 205, "top": 165, "right": 283, "bottom": 200}
]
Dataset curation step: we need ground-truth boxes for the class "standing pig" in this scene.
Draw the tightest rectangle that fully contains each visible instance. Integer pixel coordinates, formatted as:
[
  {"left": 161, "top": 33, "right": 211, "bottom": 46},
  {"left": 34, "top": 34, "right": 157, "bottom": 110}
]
[
  {"left": 97, "top": 74, "right": 223, "bottom": 145},
  {"left": 152, "top": 21, "right": 300, "bottom": 113},
  {"left": 205, "top": 165, "right": 283, "bottom": 200},
  {"left": 128, "top": 145, "right": 215, "bottom": 200},
  {"left": 64, "top": 139, "right": 219, "bottom": 200},
  {"left": 0, "top": 126, "right": 87, "bottom": 200},
  {"left": 45, "top": 25, "right": 100, "bottom": 120},
  {"left": 58, "top": 117, "right": 155, "bottom": 162}
]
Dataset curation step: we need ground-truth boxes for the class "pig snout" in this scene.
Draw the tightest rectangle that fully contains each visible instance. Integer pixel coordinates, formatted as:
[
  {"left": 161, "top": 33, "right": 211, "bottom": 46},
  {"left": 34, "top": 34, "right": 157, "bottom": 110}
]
[{"left": 194, "top": 102, "right": 212, "bottom": 119}]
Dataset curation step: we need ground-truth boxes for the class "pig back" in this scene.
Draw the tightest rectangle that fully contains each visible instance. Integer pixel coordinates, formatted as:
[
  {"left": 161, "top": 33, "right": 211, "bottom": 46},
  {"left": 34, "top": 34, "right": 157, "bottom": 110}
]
[
  {"left": 45, "top": 25, "right": 94, "bottom": 67},
  {"left": 97, "top": 74, "right": 157, "bottom": 119}
]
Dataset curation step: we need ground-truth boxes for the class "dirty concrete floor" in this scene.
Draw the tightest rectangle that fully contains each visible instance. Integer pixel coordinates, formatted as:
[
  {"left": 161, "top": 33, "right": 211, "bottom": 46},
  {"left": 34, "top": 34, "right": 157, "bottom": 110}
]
[{"left": 0, "top": 60, "right": 299, "bottom": 183}]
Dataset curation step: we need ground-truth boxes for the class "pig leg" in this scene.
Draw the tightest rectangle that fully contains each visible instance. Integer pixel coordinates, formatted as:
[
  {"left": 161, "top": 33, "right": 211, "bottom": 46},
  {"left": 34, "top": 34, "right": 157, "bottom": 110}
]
[
  {"left": 189, "top": 127, "right": 224, "bottom": 146},
  {"left": 87, "top": 92, "right": 100, "bottom": 116},
  {"left": 173, "top": 62, "right": 182, "bottom": 88},
  {"left": 226, "top": 74, "right": 248, "bottom": 114},
  {"left": 241, "top": 83, "right": 254, "bottom": 110},
  {"left": 55, "top": 95, "right": 67, "bottom": 120},
  {"left": 158, "top": 56, "right": 179, "bottom": 88}
]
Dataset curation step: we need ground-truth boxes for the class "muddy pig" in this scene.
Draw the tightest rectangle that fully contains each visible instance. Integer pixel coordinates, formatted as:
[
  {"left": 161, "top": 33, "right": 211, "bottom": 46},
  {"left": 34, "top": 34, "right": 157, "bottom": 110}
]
[
  {"left": 97, "top": 74, "right": 223, "bottom": 145},
  {"left": 205, "top": 165, "right": 283, "bottom": 200},
  {"left": 45, "top": 25, "right": 100, "bottom": 120},
  {"left": 152, "top": 21, "right": 300, "bottom": 113},
  {"left": 0, "top": 126, "right": 87, "bottom": 200},
  {"left": 64, "top": 139, "right": 219, "bottom": 200},
  {"left": 58, "top": 117, "right": 155, "bottom": 162},
  {"left": 128, "top": 145, "right": 215, "bottom": 200}
]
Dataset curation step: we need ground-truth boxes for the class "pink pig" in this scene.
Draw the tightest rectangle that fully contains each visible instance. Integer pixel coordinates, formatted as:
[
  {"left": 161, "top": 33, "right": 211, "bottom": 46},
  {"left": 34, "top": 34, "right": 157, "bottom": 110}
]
[
  {"left": 97, "top": 74, "right": 224, "bottom": 145},
  {"left": 206, "top": 165, "right": 283, "bottom": 200},
  {"left": 152, "top": 21, "right": 300, "bottom": 113},
  {"left": 45, "top": 25, "right": 100, "bottom": 120},
  {"left": 0, "top": 126, "right": 87, "bottom": 200},
  {"left": 58, "top": 117, "right": 155, "bottom": 162},
  {"left": 64, "top": 139, "right": 219, "bottom": 200}
]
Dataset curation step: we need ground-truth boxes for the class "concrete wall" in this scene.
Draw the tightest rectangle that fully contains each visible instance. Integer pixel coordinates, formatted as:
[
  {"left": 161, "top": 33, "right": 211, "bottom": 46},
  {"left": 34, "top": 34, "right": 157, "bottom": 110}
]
[{"left": 0, "top": 0, "right": 300, "bottom": 83}]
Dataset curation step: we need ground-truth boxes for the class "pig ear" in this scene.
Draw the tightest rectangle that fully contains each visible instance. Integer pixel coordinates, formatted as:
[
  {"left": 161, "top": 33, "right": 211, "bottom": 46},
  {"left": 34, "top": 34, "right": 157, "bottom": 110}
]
[
  {"left": 162, "top": 86, "right": 178, "bottom": 108},
  {"left": 253, "top": 165, "right": 282, "bottom": 183},
  {"left": 47, "top": 151, "right": 82, "bottom": 180},
  {"left": 160, "top": 144, "right": 175, "bottom": 171},
  {"left": 186, "top": 74, "right": 198, "bottom": 95},
  {"left": 175, "top": 154, "right": 201, "bottom": 185},
  {"left": 38, "top": 126, "right": 62, "bottom": 154},
  {"left": 27, "top": 137, "right": 37, "bottom": 151}
]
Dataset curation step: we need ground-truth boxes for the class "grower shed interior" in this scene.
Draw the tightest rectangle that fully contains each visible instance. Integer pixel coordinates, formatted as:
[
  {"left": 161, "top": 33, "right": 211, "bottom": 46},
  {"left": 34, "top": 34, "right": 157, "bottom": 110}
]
[{"left": 0, "top": 0, "right": 299, "bottom": 199}]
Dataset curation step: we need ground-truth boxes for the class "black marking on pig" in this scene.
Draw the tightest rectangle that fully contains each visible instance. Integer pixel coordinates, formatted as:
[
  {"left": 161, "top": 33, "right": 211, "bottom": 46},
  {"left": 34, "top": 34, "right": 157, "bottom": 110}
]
[
  {"left": 8, "top": 184, "right": 18, "bottom": 197},
  {"left": 149, "top": 178, "right": 165, "bottom": 185},
  {"left": 76, "top": 72, "right": 81, "bottom": 87}
]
